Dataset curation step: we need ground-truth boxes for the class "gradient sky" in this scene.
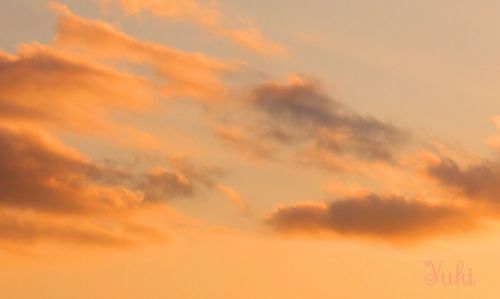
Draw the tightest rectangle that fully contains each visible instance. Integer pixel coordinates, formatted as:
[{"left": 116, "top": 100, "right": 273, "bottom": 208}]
[{"left": 2, "top": 1, "right": 500, "bottom": 298}]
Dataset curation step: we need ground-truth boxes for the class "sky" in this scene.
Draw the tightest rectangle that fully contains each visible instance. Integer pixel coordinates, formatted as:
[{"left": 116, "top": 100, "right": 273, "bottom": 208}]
[{"left": 2, "top": 0, "right": 500, "bottom": 298}]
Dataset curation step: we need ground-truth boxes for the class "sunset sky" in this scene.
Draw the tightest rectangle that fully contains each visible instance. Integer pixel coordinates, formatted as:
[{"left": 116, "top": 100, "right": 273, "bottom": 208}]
[{"left": 2, "top": 1, "right": 500, "bottom": 298}]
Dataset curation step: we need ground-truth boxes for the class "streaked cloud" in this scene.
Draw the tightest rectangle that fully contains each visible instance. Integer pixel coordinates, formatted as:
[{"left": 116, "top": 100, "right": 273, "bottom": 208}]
[
  {"left": 0, "top": 3, "right": 241, "bottom": 251},
  {"left": 486, "top": 116, "right": 500, "bottom": 150},
  {"left": 0, "top": 43, "right": 153, "bottom": 132},
  {"left": 216, "top": 184, "right": 249, "bottom": 213},
  {"left": 102, "top": 0, "right": 286, "bottom": 55},
  {"left": 0, "top": 211, "right": 134, "bottom": 247},
  {"left": 51, "top": 2, "right": 234, "bottom": 101}
]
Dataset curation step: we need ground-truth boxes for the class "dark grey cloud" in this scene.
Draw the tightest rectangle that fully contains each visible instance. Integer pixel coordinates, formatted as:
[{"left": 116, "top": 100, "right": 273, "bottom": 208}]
[
  {"left": 428, "top": 158, "right": 500, "bottom": 204},
  {"left": 218, "top": 78, "right": 408, "bottom": 163}
]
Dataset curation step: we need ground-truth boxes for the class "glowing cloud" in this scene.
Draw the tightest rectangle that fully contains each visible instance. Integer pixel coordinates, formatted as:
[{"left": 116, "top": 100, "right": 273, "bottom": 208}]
[
  {"left": 51, "top": 2, "right": 235, "bottom": 101},
  {"left": 102, "top": 0, "right": 286, "bottom": 55}
]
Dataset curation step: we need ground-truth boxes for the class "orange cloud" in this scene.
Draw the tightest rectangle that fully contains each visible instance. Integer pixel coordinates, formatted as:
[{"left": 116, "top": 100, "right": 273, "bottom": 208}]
[
  {"left": 0, "top": 123, "right": 220, "bottom": 207},
  {"left": 0, "top": 123, "right": 142, "bottom": 214},
  {"left": 0, "top": 3, "right": 241, "bottom": 151},
  {"left": 0, "top": 122, "right": 222, "bottom": 250},
  {"left": 0, "top": 43, "right": 154, "bottom": 132},
  {"left": 0, "top": 3, "right": 247, "bottom": 251},
  {"left": 51, "top": 2, "right": 235, "bottom": 101},
  {"left": 485, "top": 115, "right": 500, "bottom": 150},
  {"left": 0, "top": 210, "right": 133, "bottom": 247},
  {"left": 216, "top": 184, "right": 249, "bottom": 213},
  {"left": 102, "top": 0, "right": 286, "bottom": 55}
]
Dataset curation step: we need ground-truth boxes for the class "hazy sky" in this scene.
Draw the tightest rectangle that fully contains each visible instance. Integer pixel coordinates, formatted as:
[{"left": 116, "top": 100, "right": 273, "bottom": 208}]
[{"left": 2, "top": 1, "right": 500, "bottom": 298}]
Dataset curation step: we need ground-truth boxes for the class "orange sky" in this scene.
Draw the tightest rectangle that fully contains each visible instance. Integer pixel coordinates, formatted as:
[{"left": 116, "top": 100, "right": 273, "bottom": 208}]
[{"left": 2, "top": 0, "right": 500, "bottom": 298}]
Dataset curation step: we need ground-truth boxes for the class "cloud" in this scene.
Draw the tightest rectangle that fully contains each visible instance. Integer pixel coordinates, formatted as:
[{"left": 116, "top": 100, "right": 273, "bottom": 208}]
[
  {"left": 0, "top": 4, "right": 231, "bottom": 149},
  {"left": 0, "top": 123, "right": 218, "bottom": 214},
  {"left": 217, "top": 76, "right": 408, "bottom": 167},
  {"left": 485, "top": 116, "right": 500, "bottom": 150},
  {"left": 0, "top": 2, "right": 243, "bottom": 150},
  {"left": 0, "top": 123, "right": 135, "bottom": 214},
  {"left": 0, "top": 3, "right": 238, "bottom": 250},
  {"left": 215, "top": 125, "right": 277, "bottom": 159},
  {"left": 101, "top": 0, "right": 285, "bottom": 55},
  {"left": 51, "top": 2, "right": 234, "bottom": 101},
  {"left": 0, "top": 206, "right": 173, "bottom": 249},
  {"left": 265, "top": 195, "right": 476, "bottom": 242},
  {"left": 138, "top": 158, "right": 220, "bottom": 201},
  {"left": 0, "top": 211, "right": 133, "bottom": 247},
  {"left": 216, "top": 184, "right": 249, "bottom": 213},
  {"left": 427, "top": 157, "right": 500, "bottom": 205},
  {"left": 0, "top": 44, "right": 154, "bottom": 131},
  {"left": 0, "top": 122, "right": 221, "bottom": 248}
]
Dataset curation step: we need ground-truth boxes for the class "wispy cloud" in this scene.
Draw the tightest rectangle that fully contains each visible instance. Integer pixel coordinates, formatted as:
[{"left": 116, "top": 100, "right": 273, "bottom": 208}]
[
  {"left": 102, "top": 0, "right": 286, "bottom": 55},
  {"left": 51, "top": 2, "right": 234, "bottom": 101},
  {"left": 0, "top": 43, "right": 154, "bottom": 131},
  {"left": 216, "top": 184, "right": 249, "bottom": 213}
]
